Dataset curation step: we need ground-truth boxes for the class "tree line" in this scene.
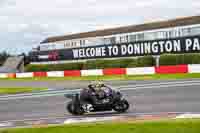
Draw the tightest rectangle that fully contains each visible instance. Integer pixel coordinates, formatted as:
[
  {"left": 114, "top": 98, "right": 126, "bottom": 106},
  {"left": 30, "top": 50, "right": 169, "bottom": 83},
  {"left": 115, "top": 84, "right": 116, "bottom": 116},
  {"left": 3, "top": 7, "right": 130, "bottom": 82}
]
[{"left": 0, "top": 51, "right": 10, "bottom": 66}]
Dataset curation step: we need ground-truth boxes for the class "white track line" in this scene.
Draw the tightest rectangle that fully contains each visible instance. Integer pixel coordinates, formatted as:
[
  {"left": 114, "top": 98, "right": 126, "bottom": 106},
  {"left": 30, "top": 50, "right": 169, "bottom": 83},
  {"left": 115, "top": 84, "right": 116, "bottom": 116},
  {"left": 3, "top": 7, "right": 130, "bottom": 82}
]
[
  {"left": 118, "top": 80, "right": 200, "bottom": 89},
  {"left": 121, "top": 82, "right": 200, "bottom": 91}
]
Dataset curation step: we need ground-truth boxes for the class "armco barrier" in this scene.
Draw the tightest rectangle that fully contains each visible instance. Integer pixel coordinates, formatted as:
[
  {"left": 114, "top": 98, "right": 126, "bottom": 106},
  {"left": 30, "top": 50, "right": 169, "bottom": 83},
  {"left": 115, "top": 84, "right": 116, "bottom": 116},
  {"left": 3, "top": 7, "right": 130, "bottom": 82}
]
[
  {"left": 155, "top": 65, "right": 188, "bottom": 74},
  {"left": 47, "top": 71, "right": 64, "bottom": 77},
  {"left": 64, "top": 70, "right": 81, "bottom": 77},
  {"left": 7, "top": 73, "right": 16, "bottom": 78},
  {"left": 1, "top": 64, "right": 200, "bottom": 79},
  {"left": 126, "top": 67, "right": 155, "bottom": 75},
  {"left": 16, "top": 72, "right": 33, "bottom": 78},
  {"left": 103, "top": 68, "right": 126, "bottom": 75},
  {"left": 33, "top": 72, "right": 47, "bottom": 77},
  {"left": 81, "top": 69, "right": 103, "bottom": 76},
  {"left": 0, "top": 73, "right": 8, "bottom": 78},
  {"left": 188, "top": 64, "right": 200, "bottom": 73}
]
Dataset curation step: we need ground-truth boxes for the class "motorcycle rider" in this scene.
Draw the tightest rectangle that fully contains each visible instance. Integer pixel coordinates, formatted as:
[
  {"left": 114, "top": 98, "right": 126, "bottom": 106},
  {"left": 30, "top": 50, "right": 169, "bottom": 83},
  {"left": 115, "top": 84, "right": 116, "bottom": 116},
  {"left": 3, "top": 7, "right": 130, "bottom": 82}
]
[
  {"left": 80, "top": 81, "right": 111, "bottom": 105},
  {"left": 80, "top": 82, "right": 98, "bottom": 105}
]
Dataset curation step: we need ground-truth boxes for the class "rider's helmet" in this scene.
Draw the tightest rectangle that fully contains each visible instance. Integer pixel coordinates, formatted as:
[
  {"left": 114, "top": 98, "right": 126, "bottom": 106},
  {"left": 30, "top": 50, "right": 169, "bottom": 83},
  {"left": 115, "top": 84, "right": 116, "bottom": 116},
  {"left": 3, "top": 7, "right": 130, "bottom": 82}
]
[{"left": 89, "top": 81, "right": 105, "bottom": 91}]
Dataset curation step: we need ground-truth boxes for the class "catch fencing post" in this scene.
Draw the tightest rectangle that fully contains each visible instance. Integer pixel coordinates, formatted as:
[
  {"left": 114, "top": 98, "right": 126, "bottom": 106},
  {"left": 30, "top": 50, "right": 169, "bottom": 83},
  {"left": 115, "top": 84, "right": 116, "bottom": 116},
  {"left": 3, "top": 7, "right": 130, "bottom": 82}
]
[{"left": 153, "top": 55, "right": 160, "bottom": 67}]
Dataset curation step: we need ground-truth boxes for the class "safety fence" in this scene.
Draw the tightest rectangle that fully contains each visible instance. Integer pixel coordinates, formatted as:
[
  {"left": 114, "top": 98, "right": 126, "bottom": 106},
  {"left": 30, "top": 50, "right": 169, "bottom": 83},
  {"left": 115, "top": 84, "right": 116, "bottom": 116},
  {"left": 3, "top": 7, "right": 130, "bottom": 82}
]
[{"left": 0, "top": 64, "right": 199, "bottom": 78}]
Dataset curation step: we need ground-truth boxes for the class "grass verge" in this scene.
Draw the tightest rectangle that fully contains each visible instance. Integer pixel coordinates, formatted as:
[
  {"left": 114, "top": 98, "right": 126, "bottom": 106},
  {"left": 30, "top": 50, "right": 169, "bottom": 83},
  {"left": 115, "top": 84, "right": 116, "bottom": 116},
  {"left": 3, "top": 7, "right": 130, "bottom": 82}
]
[
  {"left": 1, "top": 119, "right": 200, "bottom": 133},
  {"left": 0, "top": 87, "right": 47, "bottom": 95},
  {"left": 1, "top": 73, "right": 200, "bottom": 81}
]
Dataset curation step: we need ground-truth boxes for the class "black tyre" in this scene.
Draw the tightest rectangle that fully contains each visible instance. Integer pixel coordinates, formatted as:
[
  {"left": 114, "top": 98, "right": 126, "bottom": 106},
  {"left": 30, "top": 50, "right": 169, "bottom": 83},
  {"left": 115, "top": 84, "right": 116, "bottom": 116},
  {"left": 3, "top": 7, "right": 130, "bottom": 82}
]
[
  {"left": 113, "top": 99, "right": 129, "bottom": 113},
  {"left": 66, "top": 101, "right": 84, "bottom": 115},
  {"left": 66, "top": 101, "right": 73, "bottom": 114}
]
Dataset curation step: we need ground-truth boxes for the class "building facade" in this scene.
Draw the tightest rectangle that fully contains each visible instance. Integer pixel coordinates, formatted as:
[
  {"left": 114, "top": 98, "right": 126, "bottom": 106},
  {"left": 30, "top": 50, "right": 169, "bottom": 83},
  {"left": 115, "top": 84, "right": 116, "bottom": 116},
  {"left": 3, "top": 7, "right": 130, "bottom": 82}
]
[{"left": 29, "top": 15, "right": 200, "bottom": 63}]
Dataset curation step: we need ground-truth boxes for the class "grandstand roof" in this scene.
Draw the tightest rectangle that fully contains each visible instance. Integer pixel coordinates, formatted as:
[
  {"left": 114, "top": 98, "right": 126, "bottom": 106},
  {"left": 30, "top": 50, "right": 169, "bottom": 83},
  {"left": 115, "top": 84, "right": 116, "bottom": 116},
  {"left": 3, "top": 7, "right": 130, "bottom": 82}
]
[{"left": 41, "top": 15, "right": 200, "bottom": 44}]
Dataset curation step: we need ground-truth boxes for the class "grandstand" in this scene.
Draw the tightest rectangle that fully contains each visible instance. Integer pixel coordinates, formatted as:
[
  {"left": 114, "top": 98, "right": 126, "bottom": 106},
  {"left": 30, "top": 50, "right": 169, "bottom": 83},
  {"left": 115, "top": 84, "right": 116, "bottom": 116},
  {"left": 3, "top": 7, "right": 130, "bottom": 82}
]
[{"left": 0, "top": 56, "right": 24, "bottom": 73}]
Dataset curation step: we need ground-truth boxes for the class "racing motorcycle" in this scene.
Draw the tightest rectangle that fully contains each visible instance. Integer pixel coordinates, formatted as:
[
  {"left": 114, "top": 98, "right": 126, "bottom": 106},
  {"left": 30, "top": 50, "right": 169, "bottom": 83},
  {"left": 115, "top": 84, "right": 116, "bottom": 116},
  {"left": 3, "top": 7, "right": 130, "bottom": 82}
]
[{"left": 64, "top": 87, "right": 129, "bottom": 115}]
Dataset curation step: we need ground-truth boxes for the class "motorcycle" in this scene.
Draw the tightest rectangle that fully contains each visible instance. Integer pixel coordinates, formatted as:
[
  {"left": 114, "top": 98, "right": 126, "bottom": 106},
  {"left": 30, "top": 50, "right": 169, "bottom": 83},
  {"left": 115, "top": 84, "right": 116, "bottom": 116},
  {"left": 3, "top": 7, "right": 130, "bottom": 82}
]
[{"left": 64, "top": 88, "right": 129, "bottom": 115}]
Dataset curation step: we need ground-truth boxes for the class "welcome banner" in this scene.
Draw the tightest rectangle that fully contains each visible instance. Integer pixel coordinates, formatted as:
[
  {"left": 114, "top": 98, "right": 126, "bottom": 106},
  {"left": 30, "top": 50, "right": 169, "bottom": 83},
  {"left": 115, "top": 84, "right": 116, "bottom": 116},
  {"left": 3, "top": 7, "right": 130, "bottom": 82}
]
[{"left": 29, "top": 35, "right": 200, "bottom": 62}]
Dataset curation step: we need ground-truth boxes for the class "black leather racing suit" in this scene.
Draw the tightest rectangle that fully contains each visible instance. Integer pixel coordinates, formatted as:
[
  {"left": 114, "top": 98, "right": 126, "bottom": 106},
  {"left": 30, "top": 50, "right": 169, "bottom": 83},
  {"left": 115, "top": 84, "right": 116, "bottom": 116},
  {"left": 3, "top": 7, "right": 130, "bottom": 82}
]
[{"left": 80, "top": 85, "right": 99, "bottom": 105}]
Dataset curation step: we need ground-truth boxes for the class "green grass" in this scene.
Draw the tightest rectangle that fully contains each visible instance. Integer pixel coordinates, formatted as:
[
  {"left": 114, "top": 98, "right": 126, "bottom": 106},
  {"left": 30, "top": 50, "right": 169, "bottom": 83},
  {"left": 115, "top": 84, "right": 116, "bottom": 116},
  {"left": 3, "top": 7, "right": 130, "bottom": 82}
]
[
  {"left": 2, "top": 73, "right": 200, "bottom": 81},
  {"left": 1, "top": 119, "right": 200, "bottom": 133},
  {"left": 0, "top": 87, "right": 47, "bottom": 95}
]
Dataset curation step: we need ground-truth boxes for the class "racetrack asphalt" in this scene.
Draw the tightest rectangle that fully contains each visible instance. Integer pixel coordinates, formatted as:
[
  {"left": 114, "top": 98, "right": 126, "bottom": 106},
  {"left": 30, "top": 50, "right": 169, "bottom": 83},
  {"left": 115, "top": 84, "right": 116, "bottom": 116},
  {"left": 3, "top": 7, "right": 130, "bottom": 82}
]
[
  {"left": 0, "top": 79, "right": 199, "bottom": 89},
  {"left": 0, "top": 79, "right": 200, "bottom": 122}
]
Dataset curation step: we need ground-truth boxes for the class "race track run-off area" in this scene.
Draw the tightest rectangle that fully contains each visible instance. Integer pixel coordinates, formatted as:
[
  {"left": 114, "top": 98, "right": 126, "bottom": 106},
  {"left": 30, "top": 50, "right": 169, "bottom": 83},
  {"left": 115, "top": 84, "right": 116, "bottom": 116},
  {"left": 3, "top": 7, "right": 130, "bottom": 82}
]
[{"left": 0, "top": 79, "right": 200, "bottom": 128}]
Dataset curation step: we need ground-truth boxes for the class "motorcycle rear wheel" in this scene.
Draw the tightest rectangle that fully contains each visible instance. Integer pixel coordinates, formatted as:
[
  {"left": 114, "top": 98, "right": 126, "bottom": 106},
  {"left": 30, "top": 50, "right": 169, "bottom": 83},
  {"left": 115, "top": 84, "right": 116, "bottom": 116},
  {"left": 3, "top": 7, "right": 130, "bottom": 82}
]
[
  {"left": 113, "top": 99, "right": 129, "bottom": 113},
  {"left": 66, "top": 101, "right": 85, "bottom": 115}
]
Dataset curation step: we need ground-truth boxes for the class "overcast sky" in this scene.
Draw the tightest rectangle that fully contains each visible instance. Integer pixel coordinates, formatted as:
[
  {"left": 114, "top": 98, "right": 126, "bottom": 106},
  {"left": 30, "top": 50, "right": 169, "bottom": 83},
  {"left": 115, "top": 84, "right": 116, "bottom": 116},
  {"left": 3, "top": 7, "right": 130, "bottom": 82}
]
[{"left": 0, "top": 0, "right": 200, "bottom": 54}]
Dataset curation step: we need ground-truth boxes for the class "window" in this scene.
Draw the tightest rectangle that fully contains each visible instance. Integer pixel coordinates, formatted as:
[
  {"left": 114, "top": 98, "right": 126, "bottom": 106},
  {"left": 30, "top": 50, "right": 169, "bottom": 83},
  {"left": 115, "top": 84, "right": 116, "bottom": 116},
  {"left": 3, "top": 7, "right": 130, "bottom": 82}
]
[
  {"left": 64, "top": 42, "right": 70, "bottom": 48},
  {"left": 129, "top": 34, "right": 137, "bottom": 42},
  {"left": 80, "top": 40, "right": 85, "bottom": 47},
  {"left": 157, "top": 31, "right": 165, "bottom": 39},
  {"left": 71, "top": 41, "right": 77, "bottom": 47},
  {"left": 180, "top": 28, "right": 189, "bottom": 36},
  {"left": 104, "top": 38, "right": 111, "bottom": 45},
  {"left": 119, "top": 35, "right": 128, "bottom": 43},
  {"left": 137, "top": 33, "right": 144, "bottom": 41},
  {"left": 110, "top": 37, "right": 116, "bottom": 44},
  {"left": 144, "top": 32, "right": 155, "bottom": 40},
  {"left": 190, "top": 26, "right": 200, "bottom": 35}
]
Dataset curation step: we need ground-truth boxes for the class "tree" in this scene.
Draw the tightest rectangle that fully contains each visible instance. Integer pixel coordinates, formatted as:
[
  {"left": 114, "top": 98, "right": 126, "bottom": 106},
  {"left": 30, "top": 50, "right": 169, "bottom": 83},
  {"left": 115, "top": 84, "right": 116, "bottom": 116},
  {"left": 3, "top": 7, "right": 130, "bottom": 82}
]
[{"left": 0, "top": 51, "right": 10, "bottom": 65}]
